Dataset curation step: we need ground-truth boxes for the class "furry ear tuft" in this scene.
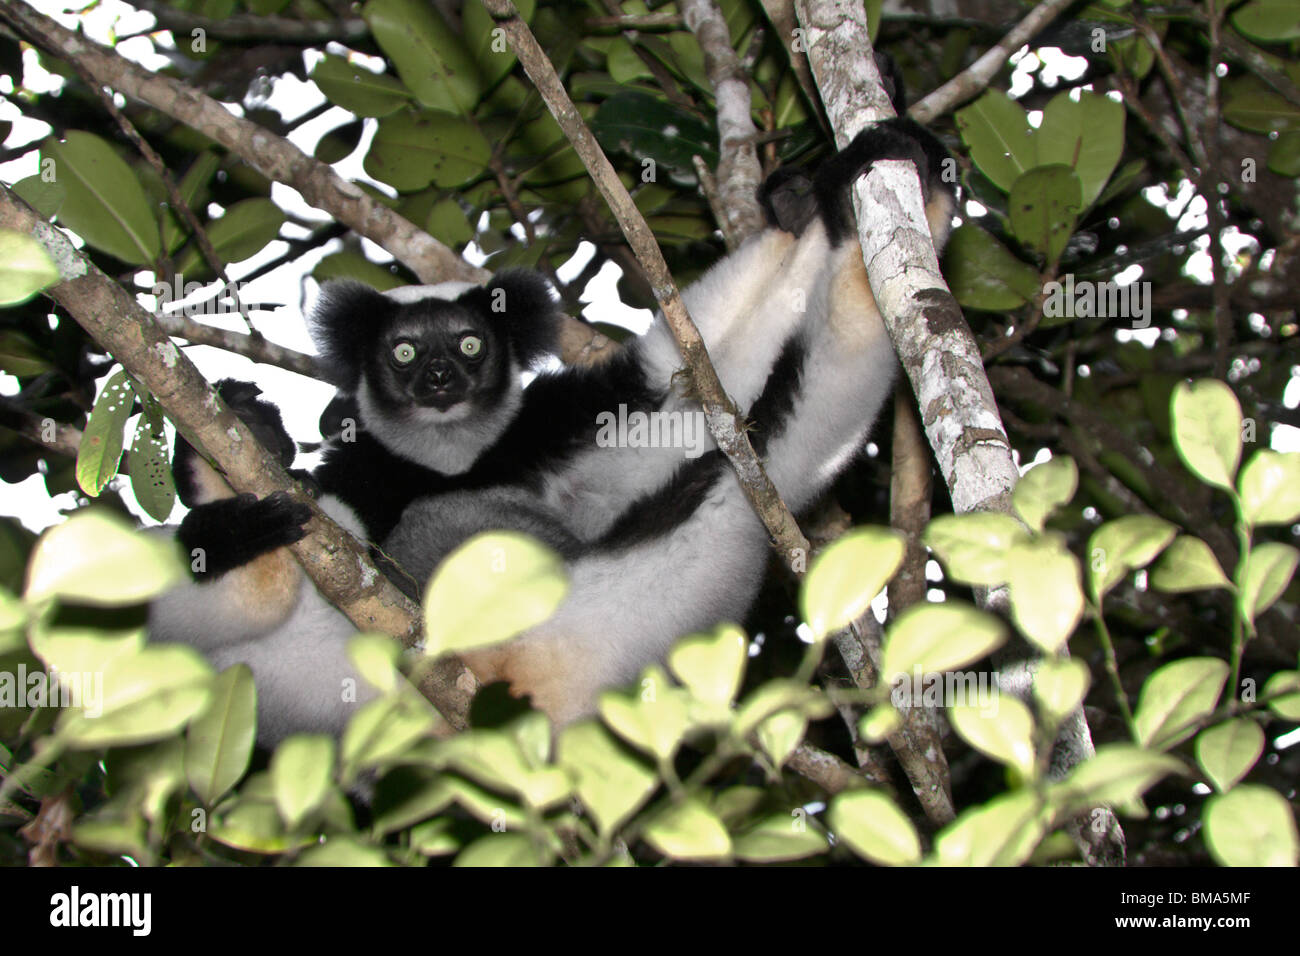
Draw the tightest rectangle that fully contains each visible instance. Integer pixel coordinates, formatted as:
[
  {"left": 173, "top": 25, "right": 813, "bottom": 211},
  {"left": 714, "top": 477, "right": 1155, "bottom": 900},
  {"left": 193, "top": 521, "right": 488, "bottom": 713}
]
[
  {"left": 475, "top": 269, "right": 563, "bottom": 367},
  {"left": 309, "top": 281, "right": 397, "bottom": 388}
]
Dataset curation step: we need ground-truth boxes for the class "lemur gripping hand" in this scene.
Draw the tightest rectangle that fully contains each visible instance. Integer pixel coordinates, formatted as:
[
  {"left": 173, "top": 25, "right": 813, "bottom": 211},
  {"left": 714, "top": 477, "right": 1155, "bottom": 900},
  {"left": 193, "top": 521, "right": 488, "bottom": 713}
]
[{"left": 177, "top": 491, "right": 312, "bottom": 580}]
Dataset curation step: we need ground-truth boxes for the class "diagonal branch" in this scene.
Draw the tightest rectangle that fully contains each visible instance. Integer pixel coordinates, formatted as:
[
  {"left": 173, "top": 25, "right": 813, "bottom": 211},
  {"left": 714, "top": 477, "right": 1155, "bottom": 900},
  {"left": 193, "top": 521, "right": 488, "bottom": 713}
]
[{"left": 481, "top": 0, "right": 811, "bottom": 570}]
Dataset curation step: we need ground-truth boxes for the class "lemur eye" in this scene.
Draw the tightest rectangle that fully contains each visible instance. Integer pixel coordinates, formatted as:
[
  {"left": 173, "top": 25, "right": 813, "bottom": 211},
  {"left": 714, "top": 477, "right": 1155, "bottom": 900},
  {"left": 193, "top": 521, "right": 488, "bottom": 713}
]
[
  {"left": 392, "top": 342, "right": 417, "bottom": 365},
  {"left": 460, "top": 336, "right": 483, "bottom": 358}
]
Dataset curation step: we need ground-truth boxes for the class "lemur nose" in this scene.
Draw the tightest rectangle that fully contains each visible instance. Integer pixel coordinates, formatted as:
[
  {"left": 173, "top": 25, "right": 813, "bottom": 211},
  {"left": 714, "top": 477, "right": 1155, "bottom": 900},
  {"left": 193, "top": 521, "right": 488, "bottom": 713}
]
[{"left": 428, "top": 360, "right": 453, "bottom": 387}]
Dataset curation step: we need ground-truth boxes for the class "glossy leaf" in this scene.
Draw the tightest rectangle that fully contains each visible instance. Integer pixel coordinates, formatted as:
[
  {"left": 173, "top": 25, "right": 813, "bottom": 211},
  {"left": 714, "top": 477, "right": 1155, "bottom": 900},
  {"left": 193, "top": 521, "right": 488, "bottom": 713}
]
[
  {"left": 1237, "top": 450, "right": 1300, "bottom": 527},
  {"left": 0, "top": 230, "right": 60, "bottom": 306},
  {"left": 1150, "top": 536, "right": 1231, "bottom": 593},
  {"left": 41, "top": 131, "right": 160, "bottom": 264},
  {"left": 1134, "top": 657, "right": 1228, "bottom": 748},
  {"left": 800, "top": 527, "right": 904, "bottom": 639},
  {"left": 1013, "top": 456, "right": 1078, "bottom": 533},
  {"left": 1204, "top": 785, "right": 1299, "bottom": 866},
  {"left": 1170, "top": 380, "right": 1242, "bottom": 491},
  {"left": 1195, "top": 719, "right": 1263, "bottom": 793},
  {"left": 949, "top": 696, "right": 1037, "bottom": 779},
  {"left": 880, "top": 603, "right": 1005, "bottom": 685},
  {"left": 25, "top": 509, "right": 185, "bottom": 607},
  {"left": 185, "top": 664, "right": 257, "bottom": 806},
  {"left": 424, "top": 531, "right": 567, "bottom": 656},
  {"left": 830, "top": 790, "right": 921, "bottom": 866},
  {"left": 1086, "top": 515, "right": 1176, "bottom": 603},
  {"left": 1241, "top": 542, "right": 1298, "bottom": 623}
]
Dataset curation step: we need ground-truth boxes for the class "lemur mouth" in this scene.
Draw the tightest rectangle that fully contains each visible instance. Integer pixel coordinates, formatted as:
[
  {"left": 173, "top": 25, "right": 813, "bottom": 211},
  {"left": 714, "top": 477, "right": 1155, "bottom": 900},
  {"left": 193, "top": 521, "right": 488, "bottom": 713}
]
[{"left": 422, "top": 390, "right": 463, "bottom": 413}]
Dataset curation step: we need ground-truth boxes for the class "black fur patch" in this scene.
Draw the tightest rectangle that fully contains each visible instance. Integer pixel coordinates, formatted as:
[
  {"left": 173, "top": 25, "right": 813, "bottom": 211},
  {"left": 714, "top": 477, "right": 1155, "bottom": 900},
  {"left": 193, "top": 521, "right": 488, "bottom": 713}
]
[
  {"left": 746, "top": 336, "right": 807, "bottom": 454},
  {"left": 174, "top": 379, "right": 296, "bottom": 508},
  {"left": 177, "top": 491, "right": 311, "bottom": 579},
  {"left": 315, "top": 345, "right": 662, "bottom": 542},
  {"left": 595, "top": 451, "right": 727, "bottom": 550},
  {"left": 309, "top": 282, "right": 399, "bottom": 389}
]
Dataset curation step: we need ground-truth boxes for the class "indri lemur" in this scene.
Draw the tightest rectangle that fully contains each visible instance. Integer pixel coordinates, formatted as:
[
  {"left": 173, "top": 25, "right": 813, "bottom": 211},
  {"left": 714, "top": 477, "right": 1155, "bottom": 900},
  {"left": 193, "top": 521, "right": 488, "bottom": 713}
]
[{"left": 149, "top": 107, "right": 955, "bottom": 739}]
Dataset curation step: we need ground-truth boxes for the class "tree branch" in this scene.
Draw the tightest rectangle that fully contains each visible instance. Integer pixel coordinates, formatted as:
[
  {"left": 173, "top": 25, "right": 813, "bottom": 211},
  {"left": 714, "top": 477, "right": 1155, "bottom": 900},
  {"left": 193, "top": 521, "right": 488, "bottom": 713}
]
[{"left": 909, "top": 0, "right": 1077, "bottom": 124}]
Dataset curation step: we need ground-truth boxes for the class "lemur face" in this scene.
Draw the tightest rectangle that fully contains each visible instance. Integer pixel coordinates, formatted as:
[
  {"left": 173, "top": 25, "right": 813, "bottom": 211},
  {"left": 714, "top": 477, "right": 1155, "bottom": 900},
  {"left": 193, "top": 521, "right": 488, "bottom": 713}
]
[{"left": 362, "top": 299, "right": 512, "bottom": 420}]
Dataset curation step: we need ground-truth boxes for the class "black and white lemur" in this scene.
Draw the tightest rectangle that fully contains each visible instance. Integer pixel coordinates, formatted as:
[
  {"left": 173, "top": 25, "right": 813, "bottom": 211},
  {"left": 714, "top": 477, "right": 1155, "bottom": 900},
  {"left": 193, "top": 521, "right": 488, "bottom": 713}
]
[{"left": 149, "top": 111, "right": 955, "bottom": 740}]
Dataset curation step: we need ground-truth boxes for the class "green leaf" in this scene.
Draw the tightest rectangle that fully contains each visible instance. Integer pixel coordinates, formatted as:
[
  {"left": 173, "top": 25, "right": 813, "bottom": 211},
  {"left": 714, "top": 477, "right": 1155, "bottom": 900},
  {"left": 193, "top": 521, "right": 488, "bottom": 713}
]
[
  {"left": 1170, "top": 380, "right": 1242, "bottom": 491},
  {"left": 591, "top": 92, "right": 720, "bottom": 187},
  {"left": 1150, "top": 536, "right": 1232, "bottom": 593},
  {"left": 668, "top": 623, "right": 747, "bottom": 709},
  {"left": 597, "top": 666, "right": 691, "bottom": 762},
  {"left": 1263, "top": 671, "right": 1300, "bottom": 720},
  {"left": 642, "top": 797, "right": 732, "bottom": 861},
  {"left": 557, "top": 720, "right": 657, "bottom": 836},
  {"left": 1005, "top": 537, "right": 1084, "bottom": 653},
  {"left": 1231, "top": 1, "right": 1300, "bottom": 43},
  {"left": 732, "top": 814, "right": 829, "bottom": 863},
  {"left": 210, "top": 790, "right": 307, "bottom": 855},
  {"left": 424, "top": 531, "right": 567, "bottom": 656},
  {"left": 0, "top": 230, "right": 60, "bottom": 306},
  {"left": 954, "top": 90, "right": 1034, "bottom": 193},
  {"left": 366, "top": 111, "right": 494, "bottom": 192},
  {"left": 880, "top": 603, "right": 1005, "bottom": 684},
  {"left": 363, "top": 0, "right": 483, "bottom": 115},
  {"left": 1034, "top": 91, "right": 1126, "bottom": 209},
  {"left": 830, "top": 790, "right": 921, "bottom": 866},
  {"left": 340, "top": 695, "right": 438, "bottom": 776},
  {"left": 24, "top": 509, "right": 186, "bottom": 606},
  {"left": 1013, "top": 456, "right": 1077, "bottom": 533},
  {"left": 858, "top": 704, "right": 902, "bottom": 742},
  {"left": 949, "top": 696, "right": 1037, "bottom": 779},
  {"left": 310, "top": 53, "right": 412, "bottom": 117},
  {"left": 435, "top": 730, "right": 570, "bottom": 809},
  {"left": 1049, "top": 744, "right": 1184, "bottom": 814},
  {"left": 76, "top": 370, "right": 133, "bottom": 498},
  {"left": 923, "top": 513, "right": 1029, "bottom": 586},
  {"left": 734, "top": 679, "right": 833, "bottom": 738},
  {"left": 932, "top": 789, "right": 1047, "bottom": 866},
  {"left": 1134, "top": 657, "right": 1228, "bottom": 748},
  {"left": 173, "top": 198, "right": 285, "bottom": 275},
  {"left": 454, "top": 832, "right": 548, "bottom": 866},
  {"left": 56, "top": 644, "right": 214, "bottom": 748},
  {"left": 127, "top": 402, "right": 176, "bottom": 522},
  {"left": 347, "top": 631, "right": 402, "bottom": 694},
  {"left": 945, "top": 224, "right": 1042, "bottom": 311},
  {"left": 1086, "top": 515, "right": 1176, "bottom": 603},
  {"left": 0, "top": 329, "right": 55, "bottom": 377},
  {"left": 756, "top": 709, "right": 807, "bottom": 769},
  {"left": 1195, "top": 719, "right": 1263, "bottom": 793},
  {"left": 462, "top": 0, "right": 536, "bottom": 85},
  {"left": 11, "top": 174, "right": 66, "bottom": 219},
  {"left": 800, "top": 527, "right": 905, "bottom": 639},
  {"left": 185, "top": 664, "right": 256, "bottom": 806},
  {"left": 409, "top": 818, "right": 461, "bottom": 856},
  {"left": 271, "top": 735, "right": 335, "bottom": 830},
  {"left": 1008, "top": 165, "right": 1081, "bottom": 264},
  {"left": 1204, "top": 785, "right": 1299, "bottom": 866},
  {"left": 296, "top": 838, "right": 393, "bottom": 867},
  {"left": 1223, "top": 90, "right": 1300, "bottom": 134},
  {"left": 41, "top": 131, "right": 161, "bottom": 264},
  {"left": 1241, "top": 542, "right": 1299, "bottom": 623},
  {"left": 1032, "top": 656, "right": 1090, "bottom": 725},
  {"left": 1237, "top": 450, "right": 1300, "bottom": 527}
]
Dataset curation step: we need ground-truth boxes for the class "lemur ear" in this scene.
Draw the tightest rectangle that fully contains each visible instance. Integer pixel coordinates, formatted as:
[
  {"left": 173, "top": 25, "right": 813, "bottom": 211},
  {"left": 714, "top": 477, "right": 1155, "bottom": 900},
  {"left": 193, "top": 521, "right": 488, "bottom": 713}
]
[
  {"left": 468, "top": 269, "right": 563, "bottom": 368},
  {"left": 309, "top": 281, "right": 398, "bottom": 389}
]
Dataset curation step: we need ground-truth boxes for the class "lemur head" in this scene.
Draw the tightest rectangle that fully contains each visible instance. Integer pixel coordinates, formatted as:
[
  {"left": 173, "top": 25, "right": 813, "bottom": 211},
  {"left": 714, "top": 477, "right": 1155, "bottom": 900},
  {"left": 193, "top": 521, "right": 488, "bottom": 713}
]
[{"left": 310, "top": 270, "right": 562, "bottom": 473}]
